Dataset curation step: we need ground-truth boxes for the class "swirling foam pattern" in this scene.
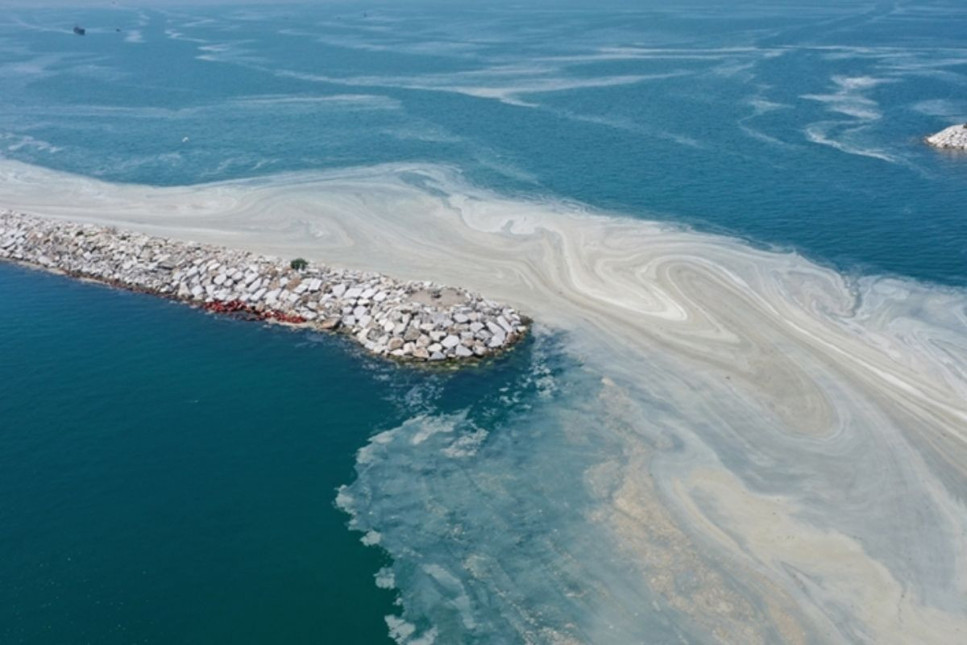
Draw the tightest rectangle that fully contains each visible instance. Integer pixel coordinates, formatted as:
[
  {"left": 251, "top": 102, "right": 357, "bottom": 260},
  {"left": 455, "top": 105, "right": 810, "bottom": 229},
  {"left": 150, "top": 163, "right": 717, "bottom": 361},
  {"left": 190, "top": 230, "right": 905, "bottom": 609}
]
[{"left": 2, "top": 158, "right": 966, "bottom": 643}]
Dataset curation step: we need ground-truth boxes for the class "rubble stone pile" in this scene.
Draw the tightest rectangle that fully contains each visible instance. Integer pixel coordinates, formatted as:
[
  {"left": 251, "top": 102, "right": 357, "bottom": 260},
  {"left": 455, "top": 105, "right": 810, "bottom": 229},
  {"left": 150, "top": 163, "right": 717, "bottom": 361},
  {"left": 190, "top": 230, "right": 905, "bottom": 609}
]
[
  {"left": 926, "top": 123, "right": 967, "bottom": 150},
  {"left": 0, "top": 210, "right": 528, "bottom": 363}
]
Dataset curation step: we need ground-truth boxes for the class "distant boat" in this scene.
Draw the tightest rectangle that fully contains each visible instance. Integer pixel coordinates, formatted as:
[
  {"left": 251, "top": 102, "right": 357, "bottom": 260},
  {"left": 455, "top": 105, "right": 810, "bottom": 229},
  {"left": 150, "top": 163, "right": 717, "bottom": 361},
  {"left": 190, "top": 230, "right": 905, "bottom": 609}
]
[{"left": 73, "top": 25, "right": 86, "bottom": 36}]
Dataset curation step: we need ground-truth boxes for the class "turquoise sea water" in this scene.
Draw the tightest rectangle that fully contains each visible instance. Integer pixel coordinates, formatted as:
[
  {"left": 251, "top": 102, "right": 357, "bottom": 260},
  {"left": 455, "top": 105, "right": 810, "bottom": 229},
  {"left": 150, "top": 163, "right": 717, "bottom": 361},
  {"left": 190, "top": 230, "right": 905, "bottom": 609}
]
[
  {"left": 2, "top": 2, "right": 967, "bottom": 643},
  {"left": 0, "top": 262, "right": 553, "bottom": 643}
]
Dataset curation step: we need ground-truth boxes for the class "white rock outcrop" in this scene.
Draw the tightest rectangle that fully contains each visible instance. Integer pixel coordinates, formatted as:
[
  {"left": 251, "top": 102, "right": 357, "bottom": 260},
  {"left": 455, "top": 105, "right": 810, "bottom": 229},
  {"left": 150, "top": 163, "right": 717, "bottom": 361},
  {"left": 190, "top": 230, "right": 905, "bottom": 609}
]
[
  {"left": 926, "top": 123, "right": 967, "bottom": 150},
  {"left": 0, "top": 210, "right": 529, "bottom": 363}
]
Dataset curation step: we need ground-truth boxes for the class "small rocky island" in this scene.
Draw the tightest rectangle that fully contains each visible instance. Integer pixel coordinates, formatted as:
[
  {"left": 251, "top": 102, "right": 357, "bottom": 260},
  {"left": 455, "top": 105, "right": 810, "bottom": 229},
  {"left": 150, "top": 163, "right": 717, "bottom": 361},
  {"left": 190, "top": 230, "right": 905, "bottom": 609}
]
[
  {"left": 0, "top": 210, "right": 528, "bottom": 363},
  {"left": 925, "top": 123, "right": 967, "bottom": 150}
]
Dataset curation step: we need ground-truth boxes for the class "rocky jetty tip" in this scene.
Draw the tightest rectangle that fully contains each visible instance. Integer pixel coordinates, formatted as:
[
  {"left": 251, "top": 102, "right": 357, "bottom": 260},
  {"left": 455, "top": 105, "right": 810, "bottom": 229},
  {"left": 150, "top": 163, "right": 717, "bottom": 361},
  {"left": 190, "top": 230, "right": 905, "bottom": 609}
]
[
  {"left": 925, "top": 123, "right": 967, "bottom": 150},
  {"left": 0, "top": 210, "right": 529, "bottom": 363}
]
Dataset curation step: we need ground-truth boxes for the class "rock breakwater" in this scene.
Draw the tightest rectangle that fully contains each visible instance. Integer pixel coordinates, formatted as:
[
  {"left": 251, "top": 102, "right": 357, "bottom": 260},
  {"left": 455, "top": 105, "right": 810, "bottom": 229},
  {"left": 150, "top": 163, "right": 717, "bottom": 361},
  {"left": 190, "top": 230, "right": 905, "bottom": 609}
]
[
  {"left": 926, "top": 123, "right": 967, "bottom": 150},
  {"left": 0, "top": 210, "right": 528, "bottom": 363}
]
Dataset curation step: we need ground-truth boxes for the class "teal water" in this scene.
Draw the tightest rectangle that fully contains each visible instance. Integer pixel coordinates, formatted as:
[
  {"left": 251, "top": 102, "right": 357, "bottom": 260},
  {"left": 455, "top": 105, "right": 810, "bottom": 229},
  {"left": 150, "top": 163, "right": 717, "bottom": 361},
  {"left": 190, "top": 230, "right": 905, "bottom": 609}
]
[
  {"left": 0, "top": 263, "right": 400, "bottom": 643},
  {"left": 2, "top": 2, "right": 967, "bottom": 643},
  {"left": 0, "top": 263, "right": 547, "bottom": 643}
]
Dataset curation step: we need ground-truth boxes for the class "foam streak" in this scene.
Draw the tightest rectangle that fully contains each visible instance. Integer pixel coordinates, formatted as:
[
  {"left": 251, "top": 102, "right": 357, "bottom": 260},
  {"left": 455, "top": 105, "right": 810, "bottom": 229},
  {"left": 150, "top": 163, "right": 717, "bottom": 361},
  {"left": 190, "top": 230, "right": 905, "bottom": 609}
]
[{"left": 2, "top": 160, "right": 965, "bottom": 643}]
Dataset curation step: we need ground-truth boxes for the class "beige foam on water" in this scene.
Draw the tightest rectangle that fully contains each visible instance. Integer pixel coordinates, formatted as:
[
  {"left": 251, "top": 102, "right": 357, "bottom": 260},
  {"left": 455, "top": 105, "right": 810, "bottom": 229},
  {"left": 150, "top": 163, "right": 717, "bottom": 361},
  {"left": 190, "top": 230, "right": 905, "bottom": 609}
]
[{"left": 2, "top": 158, "right": 966, "bottom": 642}]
